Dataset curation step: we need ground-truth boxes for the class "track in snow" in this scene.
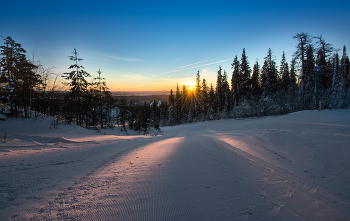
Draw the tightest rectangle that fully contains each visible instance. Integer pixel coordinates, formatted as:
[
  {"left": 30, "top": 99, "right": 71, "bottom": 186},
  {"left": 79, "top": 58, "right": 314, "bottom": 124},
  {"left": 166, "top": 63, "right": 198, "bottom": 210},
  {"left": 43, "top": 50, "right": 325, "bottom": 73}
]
[{"left": 1, "top": 110, "right": 350, "bottom": 220}]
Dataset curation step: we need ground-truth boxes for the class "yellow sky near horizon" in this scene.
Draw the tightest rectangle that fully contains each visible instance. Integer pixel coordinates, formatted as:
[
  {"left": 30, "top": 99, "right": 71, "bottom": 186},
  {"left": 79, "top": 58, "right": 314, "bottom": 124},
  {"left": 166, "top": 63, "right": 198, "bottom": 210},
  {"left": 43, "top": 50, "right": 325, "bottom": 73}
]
[{"left": 107, "top": 78, "right": 198, "bottom": 92}]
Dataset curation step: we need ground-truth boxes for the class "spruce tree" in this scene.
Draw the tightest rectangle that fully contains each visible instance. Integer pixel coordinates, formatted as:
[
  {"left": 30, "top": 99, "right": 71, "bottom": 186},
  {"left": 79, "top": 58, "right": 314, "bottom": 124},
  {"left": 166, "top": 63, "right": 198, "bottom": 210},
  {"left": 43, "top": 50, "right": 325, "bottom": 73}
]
[
  {"left": 216, "top": 66, "right": 224, "bottom": 112},
  {"left": 208, "top": 82, "right": 216, "bottom": 119},
  {"left": 168, "top": 89, "right": 175, "bottom": 125},
  {"left": 289, "top": 58, "right": 298, "bottom": 92},
  {"left": 182, "top": 84, "right": 189, "bottom": 122},
  {"left": 62, "top": 48, "right": 91, "bottom": 126},
  {"left": 17, "top": 57, "right": 41, "bottom": 118},
  {"left": 93, "top": 69, "right": 107, "bottom": 129},
  {"left": 340, "top": 46, "right": 350, "bottom": 89},
  {"left": 0, "top": 36, "right": 27, "bottom": 116},
  {"left": 331, "top": 53, "right": 341, "bottom": 89},
  {"left": 231, "top": 55, "right": 240, "bottom": 105},
  {"left": 222, "top": 70, "right": 231, "bottom": 113},
  {"left": 303, "top": 44, "right": 315, "bottom": 93},
  {"left": 141, "top": 102, "right": 151, "bottom": 135},
  {"left": 195, "top": 70, "right": 202, "bottom": 95},
  {"left": 279, "top": 51, "right": 290, "bottom": 91},
  {"left": 331, "top": 52, "right": 346, "bottom": 108},
  {"left": 201, "top": 78, "right": 209, "bottom": 118},
  {"left": 251, "top": 60, "right": 260, "bottom": 97},
  {"left": 261, "top": 48, "right": 278, "bottom": 96},
  {"left": 175, "top": 83, "right": 181, "bottom": 124},
  {"left": 169, "top": 89, "right": 175, "bottom": 106},
  {"left": 195, "top": 70, "right": 202, "bottom": 119},
  {"left": 239, "top": 48, "right": 251, "bottom": 100}
]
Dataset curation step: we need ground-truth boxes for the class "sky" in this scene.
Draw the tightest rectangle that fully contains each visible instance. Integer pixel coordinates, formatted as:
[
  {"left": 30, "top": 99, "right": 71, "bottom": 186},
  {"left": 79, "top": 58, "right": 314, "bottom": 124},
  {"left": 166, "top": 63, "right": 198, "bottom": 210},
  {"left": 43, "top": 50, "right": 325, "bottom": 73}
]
[{"left": 1, "top": 0, "right": 349, "bottom": 93}]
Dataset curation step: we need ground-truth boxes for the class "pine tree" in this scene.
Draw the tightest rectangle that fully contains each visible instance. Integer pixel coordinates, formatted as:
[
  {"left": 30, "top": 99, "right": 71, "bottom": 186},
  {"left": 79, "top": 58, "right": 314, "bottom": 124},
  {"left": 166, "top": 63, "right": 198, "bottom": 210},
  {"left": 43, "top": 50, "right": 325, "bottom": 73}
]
[
  {"left": 208, "top": 82, "right": 216, "bottom": 119},
  {"left": 201, "top": 78, "right": 209, "bottom": 118},
  {"left": 194, "top": 70, "right": 202, "bottom": 119},
  {"left": 293, "top": 33, "right": 312, "bottom": 91},
  {"left": 117, "top": 95, "right": 129, "bottom": 133},
  {"left": 279, "top": 51, "right": 290, "bottom": 91},
  {"left": 195, "top": 70, "right": 202, "bottom": 95},
  {"left": 261, "top": 48, "right": 278, "bottom": 96},
  {"left": 0, "top": 36, "right": 27, "bottom": 116},
  {"left": 340, "top": 46, "right": 350, "bottom": 89},
  {"left": 222, "top": 70, "right": 231, "bottom": 113},
  {"left": 331, "top": 52, "right": 346, "bottom": 108},
  {"left": 239, "top": 48, "right": 251, "bottom": 100},
  {"left": 102, "top": 90, "right": 116, "bottom": 128},
  {"left": 231, "top": 55, "right": 240, "bottom": 105},
  {"left": 182, "top": 84, "right": 189, "bottom": 122},
  {"left": 62, "top": 48, "right": 91, "bottom": 126},
  {"left": 315, "top": 35, "right": 334, "bottom": 62},
  {"left": 93, "top": 69, "right": 107, "bottom": 129},
  {"left": 332, "top": 53, "right": 341, "bottom": 89},
  {"left": 216, "top": 66, "right": 224, "bottom": 112},
  {"left": 251, "top": 60, "right": 260, "bottom": 97},
  {"left": 175, "top": 83, "right": 181, "bottom": 124},
  {"left": 169, "top": 89, "right": 175, "bottom": 106},
  {"left": 141, "top": 102, "right": 151, "bottom": 135},
  {"left": 16, "top": 57, "right": 41, "bottom": 118},
  {"left": 289, "top": 58, "right": 298, "bottom": 92},
  {"left": 315, "top": 35, "right": 334, "bottom": 91},
  {"left": 303, "top": 44, "right": 315, "bottom": 93},
  {"left": 150, "top": 100, "right": 160, "bottom": 129}
]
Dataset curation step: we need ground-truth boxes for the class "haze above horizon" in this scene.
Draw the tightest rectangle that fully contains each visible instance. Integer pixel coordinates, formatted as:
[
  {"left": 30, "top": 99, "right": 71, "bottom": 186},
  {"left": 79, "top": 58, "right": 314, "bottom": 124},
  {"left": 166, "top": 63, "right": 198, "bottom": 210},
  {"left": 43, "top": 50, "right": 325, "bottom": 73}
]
[{"left": 1, "top": 0, "right": 349, "bottom": 92}]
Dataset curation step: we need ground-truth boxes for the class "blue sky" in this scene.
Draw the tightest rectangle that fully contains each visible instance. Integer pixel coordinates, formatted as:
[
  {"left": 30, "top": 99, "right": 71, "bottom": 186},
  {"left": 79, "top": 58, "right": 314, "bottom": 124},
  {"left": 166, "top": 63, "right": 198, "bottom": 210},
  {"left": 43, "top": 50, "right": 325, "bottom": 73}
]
[{"left": 1, "top": 0, "right": 349, "bottom": 92}]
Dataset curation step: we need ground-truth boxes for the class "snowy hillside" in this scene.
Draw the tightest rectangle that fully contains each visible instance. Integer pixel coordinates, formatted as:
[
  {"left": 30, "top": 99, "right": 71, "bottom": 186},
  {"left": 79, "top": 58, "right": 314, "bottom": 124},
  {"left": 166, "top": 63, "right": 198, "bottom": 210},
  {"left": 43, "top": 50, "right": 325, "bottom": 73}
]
[{"left": 1, "top": 109, "right": 350, "bottom": 220}]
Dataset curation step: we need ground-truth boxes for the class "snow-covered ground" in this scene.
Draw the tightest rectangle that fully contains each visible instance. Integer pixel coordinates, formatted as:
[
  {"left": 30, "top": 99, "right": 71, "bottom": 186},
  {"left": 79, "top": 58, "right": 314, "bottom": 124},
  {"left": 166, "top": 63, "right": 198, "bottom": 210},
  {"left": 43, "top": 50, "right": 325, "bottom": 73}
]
[{"left": 1, "top": 110, "right": 350, "bottom": 220}]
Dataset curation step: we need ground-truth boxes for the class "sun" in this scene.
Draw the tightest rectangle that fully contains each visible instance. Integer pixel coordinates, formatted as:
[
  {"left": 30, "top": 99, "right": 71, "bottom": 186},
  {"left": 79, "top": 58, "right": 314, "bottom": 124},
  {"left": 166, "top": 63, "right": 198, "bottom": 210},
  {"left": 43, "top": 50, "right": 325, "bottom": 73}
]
[{"left": 189, "top": 86, "right": 194, "bottom": 90}]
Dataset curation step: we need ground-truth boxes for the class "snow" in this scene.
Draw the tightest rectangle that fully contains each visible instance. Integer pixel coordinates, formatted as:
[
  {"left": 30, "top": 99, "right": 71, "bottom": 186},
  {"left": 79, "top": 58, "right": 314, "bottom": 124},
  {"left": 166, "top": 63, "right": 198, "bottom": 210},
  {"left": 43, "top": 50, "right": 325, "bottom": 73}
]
[
  {"left": 1, "top": 110, "right": 350, "bottom": 220},
  {"left": 0, "top": 114, "right": 7, "bottom": 120}
]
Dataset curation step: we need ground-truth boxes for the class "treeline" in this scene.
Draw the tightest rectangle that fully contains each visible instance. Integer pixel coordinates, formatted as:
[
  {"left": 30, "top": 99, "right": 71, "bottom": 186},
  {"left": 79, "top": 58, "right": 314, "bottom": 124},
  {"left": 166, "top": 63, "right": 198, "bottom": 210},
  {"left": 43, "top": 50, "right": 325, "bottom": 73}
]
[
  {"left": 149, "top": 33, "right": 350, "bottom": 126},
  {"left": 0, "top": 37, "right": 158, "bottom": 134},
  {"left": 1, "top": 33, "right": 349, "bottom": 133}
]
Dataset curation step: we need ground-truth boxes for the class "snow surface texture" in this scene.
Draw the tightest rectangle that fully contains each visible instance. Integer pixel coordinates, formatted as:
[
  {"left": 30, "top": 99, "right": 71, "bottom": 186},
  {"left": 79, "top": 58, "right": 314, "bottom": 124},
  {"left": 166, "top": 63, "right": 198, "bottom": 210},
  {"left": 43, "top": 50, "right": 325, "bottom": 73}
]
[{"left": 1, "top": 110, "right": 350, "bottom": 220}]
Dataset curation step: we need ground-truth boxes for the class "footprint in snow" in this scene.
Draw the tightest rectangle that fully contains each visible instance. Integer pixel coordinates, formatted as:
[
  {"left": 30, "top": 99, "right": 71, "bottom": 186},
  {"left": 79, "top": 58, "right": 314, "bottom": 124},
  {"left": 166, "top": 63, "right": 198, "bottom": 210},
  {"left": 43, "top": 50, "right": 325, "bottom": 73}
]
[
  {"left": 308, "top": 186, "right": 318, "bottom": 194},
  {"left": 266, "top": 201, "right": 285, "bottom": 217},
  {"left": 259, "top": 190, "right": 267, "bottom": 197},
  {"left": 277, "top": 188, "right": 294, "bottom": 198}
]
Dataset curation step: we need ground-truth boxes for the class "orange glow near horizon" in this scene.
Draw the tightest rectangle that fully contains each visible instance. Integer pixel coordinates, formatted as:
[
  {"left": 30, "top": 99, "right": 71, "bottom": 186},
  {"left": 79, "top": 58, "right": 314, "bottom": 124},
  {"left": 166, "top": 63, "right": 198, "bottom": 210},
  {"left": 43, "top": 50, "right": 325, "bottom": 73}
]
[{"left": 107, "top": 81, "right": 199, "bottom": 93}]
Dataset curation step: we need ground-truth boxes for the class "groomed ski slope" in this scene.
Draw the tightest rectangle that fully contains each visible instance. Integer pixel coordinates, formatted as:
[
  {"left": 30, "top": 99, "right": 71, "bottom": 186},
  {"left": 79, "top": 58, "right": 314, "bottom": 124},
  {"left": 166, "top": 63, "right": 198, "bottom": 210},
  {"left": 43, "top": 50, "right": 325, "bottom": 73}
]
[{"left": 1, "top": 109, "right": 350, "bottom": 220}]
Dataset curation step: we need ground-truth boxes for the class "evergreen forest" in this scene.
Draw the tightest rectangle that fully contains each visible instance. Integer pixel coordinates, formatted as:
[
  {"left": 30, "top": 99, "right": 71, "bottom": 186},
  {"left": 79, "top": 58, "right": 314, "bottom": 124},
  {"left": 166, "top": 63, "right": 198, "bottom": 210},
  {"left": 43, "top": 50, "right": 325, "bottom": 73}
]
[{"left": 1, "top": 33, "right": 349, "bottom": 134}]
